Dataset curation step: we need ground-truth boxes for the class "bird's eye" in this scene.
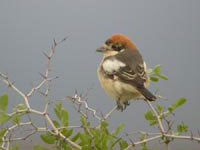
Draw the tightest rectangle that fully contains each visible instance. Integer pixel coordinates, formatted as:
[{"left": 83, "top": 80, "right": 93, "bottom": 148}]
[
  {"left": 112, "top": 45, "right": 117, "bottom": 49},
  {"left": 112, "top": 44, "right": 123, "bottom": 51},
  {"left": 105, "top": 40, "right": 111, "bottom": 45}
]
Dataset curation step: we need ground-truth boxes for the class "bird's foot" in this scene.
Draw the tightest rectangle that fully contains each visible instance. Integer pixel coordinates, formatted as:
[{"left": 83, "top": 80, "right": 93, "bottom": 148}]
[
  {"left": 123, "top": 101, "right": 130, "bottom": 109},
  {"left": 116, "top": 101, "right": 130, "bottom": 112},
  {"left": 116, "top": 101, "right": 124, "bottom": 112}
]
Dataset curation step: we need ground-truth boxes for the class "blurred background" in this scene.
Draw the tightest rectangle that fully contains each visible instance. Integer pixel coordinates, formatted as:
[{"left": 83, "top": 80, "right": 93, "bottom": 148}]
[{"left": 0, "top": 0, "right": 200, "bottom": 149}]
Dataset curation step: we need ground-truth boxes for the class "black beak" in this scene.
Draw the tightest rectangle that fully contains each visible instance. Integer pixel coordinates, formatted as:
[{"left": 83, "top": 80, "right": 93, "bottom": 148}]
[{"left": 96, "top": 46, "right": 108, "bottom": 53}]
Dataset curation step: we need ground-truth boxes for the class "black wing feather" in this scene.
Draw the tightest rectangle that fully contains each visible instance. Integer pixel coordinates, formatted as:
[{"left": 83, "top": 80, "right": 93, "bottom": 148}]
[{"left": 113, "top": 49, "right": 156, "bottom": 101}]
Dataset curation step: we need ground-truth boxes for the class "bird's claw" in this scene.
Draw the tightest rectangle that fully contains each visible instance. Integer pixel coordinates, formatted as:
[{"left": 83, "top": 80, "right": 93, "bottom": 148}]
[{"left": 116, "top": 101, "right": 130, "bottom": 112}]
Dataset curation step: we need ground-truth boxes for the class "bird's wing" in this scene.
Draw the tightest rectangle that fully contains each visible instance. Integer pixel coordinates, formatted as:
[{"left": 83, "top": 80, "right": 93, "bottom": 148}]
[{"left": 102, "top": 49, "right": 147, "bottom": 87}]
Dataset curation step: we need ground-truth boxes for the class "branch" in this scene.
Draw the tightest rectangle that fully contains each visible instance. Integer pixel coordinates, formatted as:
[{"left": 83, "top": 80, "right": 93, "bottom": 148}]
[
  {"left": 146, "top": 100, "right": 165, "bottom": 134},
  {"left": 0, "top": 73, "right": 30, "bottom": 109}
]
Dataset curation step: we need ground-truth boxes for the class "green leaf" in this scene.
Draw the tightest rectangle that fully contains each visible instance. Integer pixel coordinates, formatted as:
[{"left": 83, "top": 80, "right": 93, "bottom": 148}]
[
  {"left": 157, "top": 73, "right": 168, "bottom": 80},
  {"left": 81, "top": 115, "right": 87, "bottom": 126},
  {"left": 33, "top": 145, "right": 48, "bottom": 150},
  {"left": 101, "top": 121, "right": 109, "bottom": 128},
  {"left": 140, "top": 134, "right": 147, "bottom": 150},
  {"left": 150, "top": 76, "right": 159, "bottom": 82},
  {"left": 40, "top": 133, "right": 56, "bottom": 144},
  {"left": 144, "top": 111, "right": 157, "bottom": 126},
  {"left": 0, "top": 94, "right": 8, "bottom": 112},
  {"left": 11, "top": 104, "right": 26, "bottom": 124},
  {"left": 144, "top": 111, "right": 155, "bottom": 120},
  {"left": 71, "top": 132, "right": 80, "bottom": 142},
  {"left": 119, "top": 140, "right": 128, "bottom": 149},
  {"left": 157, "top": 104, "right": 163, "bottom": 113},
  {"left": 82, "top": 145, "right": 92, "bottom": 150},
  {"left": 54, "top": 103, "right": 62, "bottom": 120},
  {"left": 62, "top": 129, "right": 73, "bottom": 137},
  {"left": 149, "top": 120, "right": 157, "bottom": 126},
  {"left": 61, "top": 109, "right": 69, "bottom": 126},
  {"left": 112, "top": 123, "right": 125, "bottom": 137},
  {"left": 17, "top": 104, "right": 26, "bottom": 110},
  {"left": 177, "top": 121, "right": 188, "bottom": 133},
  {"left": 0, "top": 112, "right": 10, "bottom": 124},
  {"left": 0, "top": 128, "right": 7, "bottom": 143},
  {"left": 52, "top": 120, "right": 60, "bottom": 127},
  {"left": 147, "top": 68, "right": 153, "bottom": 74},
  {"left": 176, "top": 98, "right": 187, "bottom": 107},
  {"left": 168, "top": 98, "right": 187, "bottom": 113},
  {"left": 154, "top": 64, "right": 162, "bottom": 74},
  {"left": 12, "top": 114, "right": 20, "bottom": 124},
  {"left": 79, "top": 133, "right": 90, "bottom": 145}
]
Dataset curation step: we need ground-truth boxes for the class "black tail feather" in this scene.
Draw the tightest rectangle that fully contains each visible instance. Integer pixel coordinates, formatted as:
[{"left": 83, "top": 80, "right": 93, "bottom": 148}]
[{"left": 137, "top": 87, "right": 156, "bottom": 101}]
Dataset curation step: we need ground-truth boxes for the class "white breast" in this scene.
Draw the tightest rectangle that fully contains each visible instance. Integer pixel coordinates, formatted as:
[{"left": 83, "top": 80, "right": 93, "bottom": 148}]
[{"left": 102, "top": 59, "right": 125, "bottom": 74}]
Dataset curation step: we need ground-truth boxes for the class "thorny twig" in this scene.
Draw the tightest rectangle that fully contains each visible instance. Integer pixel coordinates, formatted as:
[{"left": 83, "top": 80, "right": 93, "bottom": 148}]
[{"left": 0, "top": 38, "right": 81, "bottom": 150}]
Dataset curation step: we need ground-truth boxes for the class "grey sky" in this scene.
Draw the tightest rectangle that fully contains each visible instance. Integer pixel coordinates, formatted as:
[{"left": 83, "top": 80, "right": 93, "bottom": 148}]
[{"left": 0, "top": 0, "right": 200, "bottom": 149}]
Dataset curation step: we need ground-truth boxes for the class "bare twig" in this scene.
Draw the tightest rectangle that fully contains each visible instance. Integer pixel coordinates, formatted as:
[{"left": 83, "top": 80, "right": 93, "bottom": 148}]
[
  {"left": 0, "top": 72, "right": 30, "bottom": 109},
  {"left": 146, "top": 100, "right": 165, "bottom": 134}
]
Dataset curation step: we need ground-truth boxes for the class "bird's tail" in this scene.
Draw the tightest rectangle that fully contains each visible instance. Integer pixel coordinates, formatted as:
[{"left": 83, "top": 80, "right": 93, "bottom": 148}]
[{"left": 137, "top": 86, "right": 156, "bottom": 101}]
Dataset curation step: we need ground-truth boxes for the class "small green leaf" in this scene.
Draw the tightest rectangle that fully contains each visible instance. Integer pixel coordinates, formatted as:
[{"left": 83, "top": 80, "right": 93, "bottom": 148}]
[
  {"left": 157, "top": 104, "right": 163, "bottom": 113},
  {"left": 112, "top": 123, "right": 125, "bottom": 137},
  {"left": 0, "top": 112, "right": 10, "bottom": 124},
  {"left": 145, "top": 111, "right": 157, "bottom": 126},
  {"left": 154, "top": 65, "right": 162, "bottom": 74},
  {"left": 17, "top": 104, "right": 26, "bottom": 110},
  {"left": 176, "top": 98, "right": 187, "bottom": 107},
  {"left": 0, "top": 94, "right": 8, "bottom": 112},
  {"left": 144, "top": 111, "right": 155, "bottom": 120},
  {"left": 11, "top": 104, "right": 26, "bottom": 124},
  {"left": 71, "top": 132, "right": 80, "bottom": 142},
  {"left": 12, "top": 114, "right": 21, "bottom": 124},
  {"left": 147, "top": 68, "right": 153, "bottom": 74},
  {"left": 40, "top": 133, "right": 56, "bottom": 144},
  {"left": 62, "top": 129, "right": 73, "bottom": 137},
  {"left": 168, "top": 98, "right": 187, "bottom": 113},
  {"left": 177, "top": 121, "right": 188, "bottom": 133},
  {"left": 150, "top": 76, "right": 159, "bottom": 82},
  {"left": 52, "top": 120, "right": 60, "bottom": 127},
  {"left": 33, "top": 145, "right": 48, "bottom": 150},
  {"left": 101, "top": 121, "right": 109, "bottom": 128},
  {"left": 119, "top": 140, "right": 128, "bottom": 149},
  {"left": 79, "top": 133, "right": 89, "bottom": 145},
  {"left": 0, "top": 128, "right": 7, "bottom": 143},
  {"left": 61, "top": 109, "right": 69, "bottom": 126},
  {"left": 82, "top": 145, "right": 92, "bottom": 150},
  {"left": 140, "top": 134, "right": 147, "bottom": 150},
  {"left": 81, "top": 115, "right": 87, "bottom": 126},
  {"left": 149, "top": 120, "right": 157, "bottom": 126},
  {"left": 157, "top": 73, "right": 168, "bottom": 80},
  {"left": 54, "top": 103, "right": 62, "bottom": 120}
]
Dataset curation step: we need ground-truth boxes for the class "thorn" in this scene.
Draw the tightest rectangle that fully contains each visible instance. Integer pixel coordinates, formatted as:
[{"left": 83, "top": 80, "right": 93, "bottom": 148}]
[
  {"left": 43, "top": 52, "right": 49, "bottom": 59},
  {"left": 53, "top": 39, "right": 57, "bottom": 47},
  {"left": 38, "top": 90, "right": 46, "bottom": 97},
  {"left": 190, "top": 130, "right": 194, "bottom": 140},
  {"left": 100, "top": 112, "right": 104, "bottom": 118},
  {"left": 62, "top": 36, "right": 68, "bottom": 42},
  {"left": 197, "top": 129, "right": 200, "bottom": 137},
  {"left": 128, "top": 138, "right": 135, "bottom": 146},
  {"left": 39, "top": 72, "right": 46, "bottom": 79},
  {"left": 75, "top": 89, "right": 78, "bottom": 95}
]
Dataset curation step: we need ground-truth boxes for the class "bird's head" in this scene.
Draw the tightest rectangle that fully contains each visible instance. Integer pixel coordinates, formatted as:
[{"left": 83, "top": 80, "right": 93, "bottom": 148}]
[{"left": 96, "top": 34, "right": 137, "bottom": 56}]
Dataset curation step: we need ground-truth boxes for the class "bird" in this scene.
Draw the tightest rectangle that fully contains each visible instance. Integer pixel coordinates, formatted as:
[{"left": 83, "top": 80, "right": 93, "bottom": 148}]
[{"left": 96, "top": 34, "right": 156, "bottom": 111}]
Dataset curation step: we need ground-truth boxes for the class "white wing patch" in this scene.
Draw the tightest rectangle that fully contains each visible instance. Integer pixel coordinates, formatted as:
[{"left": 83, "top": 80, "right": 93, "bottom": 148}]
[{"left": 102, "top": 59, "right": 125, "bottom": 74}]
